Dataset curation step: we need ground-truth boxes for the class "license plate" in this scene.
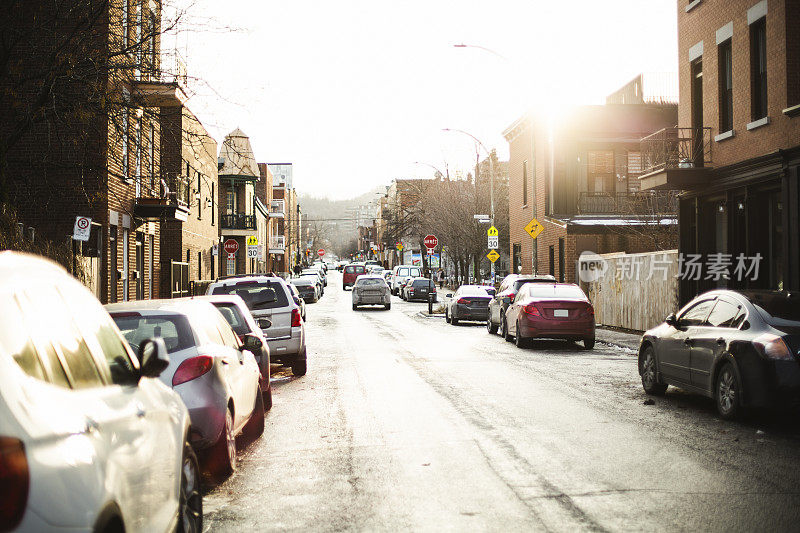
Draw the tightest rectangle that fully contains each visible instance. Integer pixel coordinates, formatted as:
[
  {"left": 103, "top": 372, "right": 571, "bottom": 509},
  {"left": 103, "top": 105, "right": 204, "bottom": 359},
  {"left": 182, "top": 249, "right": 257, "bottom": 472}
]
[{"left": 554, "top": 309, "right": 569, "bottom": 317}]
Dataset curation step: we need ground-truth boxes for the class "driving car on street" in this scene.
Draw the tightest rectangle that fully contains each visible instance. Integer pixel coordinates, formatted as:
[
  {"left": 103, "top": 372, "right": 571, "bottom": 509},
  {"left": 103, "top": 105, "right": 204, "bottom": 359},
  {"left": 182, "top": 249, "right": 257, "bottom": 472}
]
[
  {"left": 502, "top": 283, "right": 595, "bottom": 350},
  {"left": 638, "top": 289, "right": 800, "bottom": 420},
  {"left": 445, "top": 285, "right": 492, "bottom": 325},
  {"left": 402, "top": 277, "right": 437, "bottom": 302},
  {"left": 107, "top": 298, "right": 265, "bottom": 477},
  {"left": 343, "top": 263, "right": 367, "bottom": 289},
  {"left": 487, "top": 274, "right": 557, "bottom": 334},
  {"left": 0, "top": 252, "right": 202, "bottom": 533},
  {"left": 391, "top": 265, "right": 422, "bottom": 295},
  {"left": 207, "top": 275, "right": 307, "bottom": 376},
  {"left": 351, "top": 274, "right": 392, "bottom": 310},
  {"left": 201, "top": 294, "right": 274, "bottom": 410}
]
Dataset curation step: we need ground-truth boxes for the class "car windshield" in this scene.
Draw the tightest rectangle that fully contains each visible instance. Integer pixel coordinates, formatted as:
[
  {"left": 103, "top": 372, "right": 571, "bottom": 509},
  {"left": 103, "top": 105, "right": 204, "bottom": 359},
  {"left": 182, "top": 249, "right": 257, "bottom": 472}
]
[
  {"left": 742, "top": 292, "right": 800, "bottom": 326},
  {"left": 211, "top": 281, "right": 289, "bottom": 310},
  {"left": 111, "top": 313, "right": 195, "bottom": 354},
  {"left": 525, "top": 284, "right": 586, "bottom": 299}
]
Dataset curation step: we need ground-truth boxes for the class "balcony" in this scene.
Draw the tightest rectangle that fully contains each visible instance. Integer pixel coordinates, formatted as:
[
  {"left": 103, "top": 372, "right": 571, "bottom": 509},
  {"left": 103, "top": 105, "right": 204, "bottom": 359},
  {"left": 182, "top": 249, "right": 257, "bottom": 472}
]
[
  {"left": 131, "top": 50, "right": 188, "bottom": 107},
  {"left": 269, "top": 199, "right": 285, "bottom": 218},
  {"left": 638, "top": 127, "right": 713, "bottom": 190},
  {"left": 269, "top": 235, "right": 286, "bottom": 254},
  {"left": 133, "top": 173, "right": 190, "bottom": 221},
  {"left": 577, "top": 192, "right": 678, "bottom": 217},
  {"left": 221, "top": 213, "right": 257, "bottom": 235}
]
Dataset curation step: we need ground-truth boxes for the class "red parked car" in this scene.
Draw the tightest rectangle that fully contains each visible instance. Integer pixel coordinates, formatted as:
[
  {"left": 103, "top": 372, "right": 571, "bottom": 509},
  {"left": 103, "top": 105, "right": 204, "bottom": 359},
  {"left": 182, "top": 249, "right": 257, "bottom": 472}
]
[
  {"left": 342, "top": 264, "right": 366, "bottom": 289},
  {"left": 502, "top": 283, "right": 595, "bottom": 349}
]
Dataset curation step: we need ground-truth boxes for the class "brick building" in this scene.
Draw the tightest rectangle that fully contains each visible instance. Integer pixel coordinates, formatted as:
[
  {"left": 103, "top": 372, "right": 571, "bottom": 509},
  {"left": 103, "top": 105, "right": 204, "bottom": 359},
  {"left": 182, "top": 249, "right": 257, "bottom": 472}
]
[
  {"left": 503, "top": 96, "right": 678, "bottom": 283},
  {"left": 158, "top": 106, "right": 219, "bottom": 296},
  {"left": 218, "top": 129, "right": 269, "bottom": 277},
  {"left": 0, "top": 0, "right": 185, "bottom": 303},
  {"left": 639, "top": 0, "right": 800, "bottom": 302},
  {"left": 267, "top": 164, "right": 303, "bottom": 275}
]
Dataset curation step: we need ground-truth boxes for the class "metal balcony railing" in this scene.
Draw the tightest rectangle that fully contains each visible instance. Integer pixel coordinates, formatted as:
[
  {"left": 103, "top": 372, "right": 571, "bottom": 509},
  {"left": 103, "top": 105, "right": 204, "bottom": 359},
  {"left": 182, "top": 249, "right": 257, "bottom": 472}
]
[
  {"left": 640, "top": 127, "right": 712, "bottom": 174},
  {"left": 135, "top": 173, "right": 189, "bottom": 206},
  {"left": 577, "top": 191, "right": 678, "bottom": 216},
  {"left": 221, "top": 214, "right": 256, "bottom": 230},
  {"left": 269, "top": 236, "right": 286, "bottom": 250},
  {"left": 269, "top": 199, "right": 285, "bottom": 216}
]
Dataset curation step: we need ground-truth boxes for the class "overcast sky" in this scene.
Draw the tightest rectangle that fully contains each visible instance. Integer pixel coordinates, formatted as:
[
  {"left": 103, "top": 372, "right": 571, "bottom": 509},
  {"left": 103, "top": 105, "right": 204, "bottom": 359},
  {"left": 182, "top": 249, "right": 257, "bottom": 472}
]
[{"left": 171, "top": 0, "right": 678, "bottom": 200}]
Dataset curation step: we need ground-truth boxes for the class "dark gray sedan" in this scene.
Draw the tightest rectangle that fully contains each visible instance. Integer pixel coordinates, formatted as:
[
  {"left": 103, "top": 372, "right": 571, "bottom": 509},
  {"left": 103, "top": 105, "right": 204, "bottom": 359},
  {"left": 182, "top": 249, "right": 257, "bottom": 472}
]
[
  {"left": 638, "top": 289, "right": 800, "bottom": 420},
  {"left": 445, "top": 285, "right": 492, "bottom": 325}
]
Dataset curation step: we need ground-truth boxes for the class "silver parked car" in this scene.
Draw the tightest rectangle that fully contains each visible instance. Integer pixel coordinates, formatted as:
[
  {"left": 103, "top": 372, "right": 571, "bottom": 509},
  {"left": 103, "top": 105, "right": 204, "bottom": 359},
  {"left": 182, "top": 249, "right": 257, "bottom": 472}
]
[
  {"left": 107, "top": 298, "right": 265, "bottom": 477},
  {"left": 208, "top": 275, "right": 307, "bottom": 376},
  {"left": 352, "top": 274, "right": 391, "bottom": 310},
  {"left": 0, "top": 251, "right": 201, "bottom": 533}
]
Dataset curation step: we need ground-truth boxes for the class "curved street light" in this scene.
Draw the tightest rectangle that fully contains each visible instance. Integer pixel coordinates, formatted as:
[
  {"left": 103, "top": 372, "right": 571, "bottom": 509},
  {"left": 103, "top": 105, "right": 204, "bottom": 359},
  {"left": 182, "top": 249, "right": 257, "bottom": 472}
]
[
  {"left": 413, "top": 160, "right": 449, "bottom": 180},
  {"left": 452, "top": 43, "right": 507, "bottom": 61}
]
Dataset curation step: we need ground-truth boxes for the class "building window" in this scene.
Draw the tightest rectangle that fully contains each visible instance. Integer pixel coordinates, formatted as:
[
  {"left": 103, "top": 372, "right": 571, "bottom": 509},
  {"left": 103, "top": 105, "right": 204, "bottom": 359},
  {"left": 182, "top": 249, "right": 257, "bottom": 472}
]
[
  {"left": 226, "top": 190, "right": 236, "bottom": 215},
  {"left": 109, "top": 225, "right": 118, "bottom": 303},
  {"left": 718, "top": 39, "right": 733, "bottom": 132},
  {"left": 122, "top": 0, "right": 129, "bottom": 47},
  {"left": 558, "top": 238, "right": 565, "bottom": 283},
  {"left": 512, "top": 243, "right": 521, "bottom": 274},
  {"left": 198, "top": 251, "right": 202, "bottom": 279},
  {"left": 522, "top": 160, "right": 528, "bottom": 206},
  {"left": 121, "top": 108, "right": 129, "bottom": 179},
  {"left": 197, "top": 174, "right": 202, "bottom": 220},
  {"left": 149, "top": 123, "right": 155, "bottom": 190},
  {"left": 135, "top": 117, "right": 142, "bottom": 196},
  {"left": 148, "top": 235, "right": 153, "bottom": 299},
  {"left": 750, "top": 17, "right": 768, "bottom": 120},
  {"left": 122, "top": 228, "right": 129, "bottom": 301},
  {"left": 211, "top": 183, "right": 215, "bottom": 225},
  {"left": 549, "top": 245, "right": 555, "bottom": 276}
]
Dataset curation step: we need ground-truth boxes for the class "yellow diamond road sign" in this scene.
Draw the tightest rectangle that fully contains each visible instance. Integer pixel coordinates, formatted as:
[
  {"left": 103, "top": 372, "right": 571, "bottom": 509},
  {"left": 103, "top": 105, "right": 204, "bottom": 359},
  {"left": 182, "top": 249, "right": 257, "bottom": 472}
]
[
  {"left": 246, "top": 236, "right": 258, "bottom": 246},
  {"left": 487, "top": 225, "right": 498, "bottom": 237},
  {"left": 487, "top": 250, "right": 500, "bottom": 263},
  {"left": 524, "top": 218, "right": 544, "bottom": 239}
]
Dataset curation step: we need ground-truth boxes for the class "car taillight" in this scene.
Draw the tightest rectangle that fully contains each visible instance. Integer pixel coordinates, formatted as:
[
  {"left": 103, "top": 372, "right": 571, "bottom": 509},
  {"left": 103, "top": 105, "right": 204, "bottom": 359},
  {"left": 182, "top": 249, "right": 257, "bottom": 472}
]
[
  {"left": 523, "top": 303, "right": 541, "bottom": 316},
  {"left": 291, "top": 308, "right": 302, "bottom": 327},
  {"left": 457, "top": 298, "right": 468, "bottom": 304},
  {"left": 583, "top": 305, "right": 595, "bottom": 317},
  {"left": 172, "top": 356, "right": 213, "bottom": 386},
  {"left": 753, "top": 334, "right": 794, "bottom": 361},
  {"left": 0, "top": 437, "right": 28, "bottom": 531}
]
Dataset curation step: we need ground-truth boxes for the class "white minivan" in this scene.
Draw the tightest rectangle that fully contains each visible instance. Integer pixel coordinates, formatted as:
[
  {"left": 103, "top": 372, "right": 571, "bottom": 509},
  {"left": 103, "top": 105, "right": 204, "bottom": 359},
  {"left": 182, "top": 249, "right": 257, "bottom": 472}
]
[
  {"left": 0, "top": 251, "right": 200, "bottom": 533},
  {"left": 390, "top": 265, "right": 422, "bottom": 295}
]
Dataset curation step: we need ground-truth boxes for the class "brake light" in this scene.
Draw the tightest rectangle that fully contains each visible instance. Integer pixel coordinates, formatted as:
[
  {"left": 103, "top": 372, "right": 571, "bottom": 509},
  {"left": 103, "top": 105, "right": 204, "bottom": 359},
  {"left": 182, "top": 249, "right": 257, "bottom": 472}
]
[
  {"left": 291, "top": 308, "right": 302, "bottom": 327},
  {"left": 172, "top": 356, "right": 213, "bottom": 386},
  {"left": 523, "top": 303, "right": 541, "bottom": 316},
  {"left": 110, "top": 311, "right": 141, "bottom": 318},
  {"left": 457, "top": 298, "right": 468, "bottom": 304},
  {"left": 753, "top": 334, "right": 794, "bottom": 361},
  {"left": 583, "top": 305, "right": 595, "bottom": 317},
  {"left": 0, "top": 437, "right": 28, "bottom": 530}
]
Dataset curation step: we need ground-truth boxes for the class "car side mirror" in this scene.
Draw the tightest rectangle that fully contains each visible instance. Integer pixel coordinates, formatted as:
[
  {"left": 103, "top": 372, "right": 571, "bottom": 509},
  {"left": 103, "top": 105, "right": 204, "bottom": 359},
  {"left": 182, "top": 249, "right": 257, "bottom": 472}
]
[
  {"left": 665, "top": 313, "right": 678, "bottom": 327},
  {"left": 138, "top": 338, "right": 170, "bottom": 379},
  {"left": 242, "top": 333, "right": 263, "bottom": 353},
  {"left": 257, "top": 318, "right": 272, "bottom": 329}
]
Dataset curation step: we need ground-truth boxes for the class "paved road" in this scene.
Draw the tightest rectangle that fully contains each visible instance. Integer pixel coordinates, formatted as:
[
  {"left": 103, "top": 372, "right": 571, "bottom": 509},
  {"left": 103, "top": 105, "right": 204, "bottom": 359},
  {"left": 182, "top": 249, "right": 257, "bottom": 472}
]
[{"left": 204, "top": 271, "right": 800, "bottom": 532}]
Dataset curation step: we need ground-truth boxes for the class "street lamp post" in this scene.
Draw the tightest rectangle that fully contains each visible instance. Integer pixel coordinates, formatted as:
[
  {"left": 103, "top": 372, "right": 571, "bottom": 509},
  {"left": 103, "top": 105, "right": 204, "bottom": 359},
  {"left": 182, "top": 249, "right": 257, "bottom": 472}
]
[{"left": 441, "top": 128, "right": 495, "bottom": 285}]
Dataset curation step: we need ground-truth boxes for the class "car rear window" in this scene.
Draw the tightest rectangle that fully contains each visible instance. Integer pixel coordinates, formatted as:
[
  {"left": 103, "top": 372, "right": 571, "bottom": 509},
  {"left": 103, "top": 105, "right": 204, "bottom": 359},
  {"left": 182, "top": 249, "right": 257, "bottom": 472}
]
[
  {"left": 460, "top": 286, "right": 490, "bottom": 297},
  {"left": 513, "top": 278, "right": 553, "bottom": 291},
  {"left": 356, "top": 278, "right": 384, "bottom": 286},
  {"left": 744, "top": 292, "right": 800, "bottom": 326},
  {"left": 213, "top": 303, "right": 250, "bottom": 337},
  {"left": 398, "top": 268, "right": 409, "bottom": 276},
  {"left": 525, "top": 284, "right": 586, "bottom": 299},
  {"left": 412, "top": 279, "right": 433, "bottom": 288},
  {"left": 212, "top": 280, "right": 290, "bottom": 310},
  {"left": 111, "top": 314, "right": 195, "bottom": 354}
]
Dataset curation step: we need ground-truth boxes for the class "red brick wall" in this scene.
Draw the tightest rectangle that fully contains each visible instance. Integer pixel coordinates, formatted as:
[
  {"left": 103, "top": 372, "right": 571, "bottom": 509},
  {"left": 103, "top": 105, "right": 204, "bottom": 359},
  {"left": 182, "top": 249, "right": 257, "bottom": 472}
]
[{"left": 678, "top": 0, "right": 800, "bottom": 169}]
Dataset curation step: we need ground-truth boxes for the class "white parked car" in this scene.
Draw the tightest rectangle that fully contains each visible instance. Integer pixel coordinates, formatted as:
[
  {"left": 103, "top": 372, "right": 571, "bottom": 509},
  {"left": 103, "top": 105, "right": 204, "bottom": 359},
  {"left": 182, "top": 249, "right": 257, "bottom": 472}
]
[
  {"left": 352, "top": 274, "right": 392, "bottom": 310},
  {"left": 0, "top": 251, "right": 201, "bottom": 533}
]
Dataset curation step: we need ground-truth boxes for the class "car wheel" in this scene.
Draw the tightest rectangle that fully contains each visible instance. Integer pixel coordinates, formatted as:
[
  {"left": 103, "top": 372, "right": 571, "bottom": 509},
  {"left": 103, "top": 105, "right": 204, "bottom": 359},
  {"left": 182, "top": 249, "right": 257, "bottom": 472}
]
[
  {"left": 291, "top": 358, "right": 307, "bottom": 376},
  {"left": 715, "top": 362, "right": 741, "bottom": 420},
  {"left": 515, "top": 322, "right": 529, "bottom": 348},
  {"left": 451, "top": 311, "right": 459, "bottom": 325},
  {"left": 384, "top": 303, "right": 391, "bottom": 310},
  {"left": 583, "top": 337, "right": 595, "bottom": 350},
  {"left": 502, "top": 318, "right": 513, "bottom": 342},
  {"left": 445, "top": 309, "right": 451, "bottom": 323},
  {"left": 352, "top": 303, "right": 358, "bottom": 310},
  {"left": 243, "top": 386, "right": 265, "bottom": 441},
  {"left": 211, "top": 407, "right": 236, "bottom": 478},
  {"left": 640, "top": 345, "right": 667, "bottom": 395},
  {"left": 177, "top": 441, "right": 203, "bottom": 533},
  {"left": 263, "top": 384, "right": 273, "bottom": 412},
  {"left": 487, "top": 318, "right": 498, "bottom": 334}
]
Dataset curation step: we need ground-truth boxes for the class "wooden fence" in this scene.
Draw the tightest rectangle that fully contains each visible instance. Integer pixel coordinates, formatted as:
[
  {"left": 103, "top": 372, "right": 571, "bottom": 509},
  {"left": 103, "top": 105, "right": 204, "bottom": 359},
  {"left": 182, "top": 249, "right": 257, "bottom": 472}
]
[{"left": 579, "top": 250, "right": 679, "bottom": 332}]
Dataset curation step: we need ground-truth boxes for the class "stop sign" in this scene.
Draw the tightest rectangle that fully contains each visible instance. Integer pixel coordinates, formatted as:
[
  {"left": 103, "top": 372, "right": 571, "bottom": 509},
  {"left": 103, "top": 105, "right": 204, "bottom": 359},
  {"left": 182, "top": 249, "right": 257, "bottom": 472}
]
[
  {"left": 223, "top": 239, "right": 239, "bottom": 255},
  {"left": 317, "top": 248, "right": 325, "bottom": 257},
  {"left": 423, "top": 234, "right": 438, "bottom": 249}
]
